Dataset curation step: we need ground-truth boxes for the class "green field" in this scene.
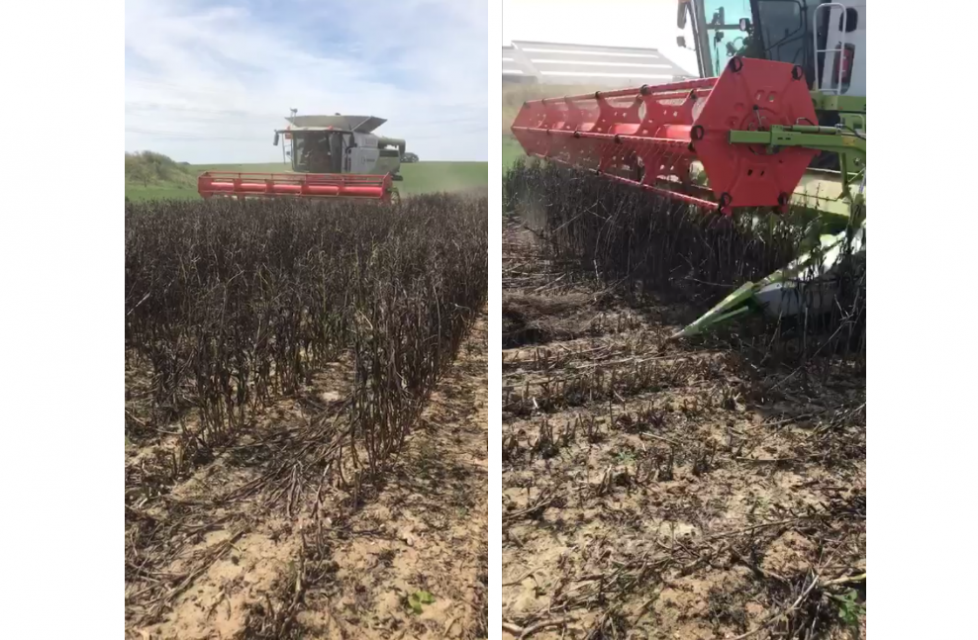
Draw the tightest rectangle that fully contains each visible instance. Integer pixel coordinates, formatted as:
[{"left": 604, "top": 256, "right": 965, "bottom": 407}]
[
  {"left": 503, "top": 135, "right": 526, "bottom": 173},
  {"left": 125, "top": 157, "right": 488, "bottom": 201}
]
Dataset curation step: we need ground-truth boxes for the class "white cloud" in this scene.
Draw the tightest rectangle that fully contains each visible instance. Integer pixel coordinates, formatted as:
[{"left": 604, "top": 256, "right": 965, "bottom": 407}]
[
  {"left": 125, "top": 0, "right": 488, "bottom": 163},
  {"left": 502, "top": 0, "right": 699, "bottom": 77}
]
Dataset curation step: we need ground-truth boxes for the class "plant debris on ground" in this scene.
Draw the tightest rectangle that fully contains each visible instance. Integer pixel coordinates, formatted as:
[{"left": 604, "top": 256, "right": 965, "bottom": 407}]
[{"left": 501, "top": 179, "right": 865, "bottom": 640}]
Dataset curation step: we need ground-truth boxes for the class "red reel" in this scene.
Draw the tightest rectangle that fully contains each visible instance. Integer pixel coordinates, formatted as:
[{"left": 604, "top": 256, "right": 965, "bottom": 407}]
[{"left": 511, "top": 58, "right": 818, "bottom": 213}]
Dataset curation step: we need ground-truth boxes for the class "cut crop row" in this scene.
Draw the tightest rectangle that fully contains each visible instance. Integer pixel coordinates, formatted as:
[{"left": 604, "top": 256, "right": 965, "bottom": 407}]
[
  {"left": 125, "top": 194, "right": 487, "bottom": 479},
  {"left": 503, "top": 160, "right": 865, "bottom": 362}
]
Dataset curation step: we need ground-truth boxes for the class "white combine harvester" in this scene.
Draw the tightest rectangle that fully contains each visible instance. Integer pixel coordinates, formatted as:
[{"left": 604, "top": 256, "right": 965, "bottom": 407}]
[{"left": 197, "top": 112, "right": 408, "bottom": 203}]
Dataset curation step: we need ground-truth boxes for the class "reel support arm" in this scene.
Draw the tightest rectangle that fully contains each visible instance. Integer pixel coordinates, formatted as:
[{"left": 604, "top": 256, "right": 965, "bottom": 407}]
[
  {"left": 728, "top": 120, "right": 865, "bottom": 205},
  {"left": 728, "top": 124, "right": 864, "bottom": 159}
]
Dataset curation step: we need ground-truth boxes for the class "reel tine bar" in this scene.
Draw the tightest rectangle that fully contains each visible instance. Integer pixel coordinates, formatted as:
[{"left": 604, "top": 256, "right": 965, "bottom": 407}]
[{"left": 197, "top": 171, "right": 394, "bottom": 203}]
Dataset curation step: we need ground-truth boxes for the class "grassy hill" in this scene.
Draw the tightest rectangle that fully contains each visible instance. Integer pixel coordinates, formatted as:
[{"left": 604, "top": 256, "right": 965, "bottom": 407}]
[
  {"left": 124, "top": 152, "right": 200, "bottom": 200},
  {"left": 124, "top": 152, "right": 488, "bottom": 201}
]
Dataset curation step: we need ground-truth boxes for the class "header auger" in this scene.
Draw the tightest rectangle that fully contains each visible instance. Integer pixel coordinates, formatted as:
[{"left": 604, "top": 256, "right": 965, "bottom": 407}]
[
  {"left": 512, "top": 56, "right": 863, "bottom": 215},
  {"left": 198, "top": 172, "right": 395, "bottom": 203}
]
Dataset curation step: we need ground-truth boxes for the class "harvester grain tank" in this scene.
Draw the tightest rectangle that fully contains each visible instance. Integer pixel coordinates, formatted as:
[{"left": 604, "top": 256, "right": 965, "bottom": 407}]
[
  {"left": 197, "top": 114, "right": 407, "bottom": 203},
  {"left": 510, "top": 0, "right": 866, "bottom": 337}
]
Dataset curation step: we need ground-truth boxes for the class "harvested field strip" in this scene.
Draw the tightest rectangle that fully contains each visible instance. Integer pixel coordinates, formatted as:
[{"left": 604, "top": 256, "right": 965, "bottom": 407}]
[
  {"left": 501, "top": 220, "right": 865, "bottom": 640},
  {"left": 502, "top": 352, "right": 732, "bottom": 417},
  {"left": 297, "top": 313, "right": 489, "bottom": 639},
  {"left": 125, "top": 310, "right": 488, "bottom": 640},
  {"left": 126, "top": 195, "right": 487, "bottom": 638}
]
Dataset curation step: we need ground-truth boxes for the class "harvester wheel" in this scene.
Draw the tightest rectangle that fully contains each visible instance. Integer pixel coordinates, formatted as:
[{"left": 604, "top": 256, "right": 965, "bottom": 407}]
[{"left": 391, "top": 189, "right": 401, "bottom": 206}]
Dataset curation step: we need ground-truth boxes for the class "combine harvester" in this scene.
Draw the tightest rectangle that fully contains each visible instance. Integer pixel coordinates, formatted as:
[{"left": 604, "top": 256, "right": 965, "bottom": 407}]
[
  {"left": 510, "top": 0, "right": 865, "bottom": 338},
  {"left": 197, "top": 114, "right": 407, "bottom": 204}
]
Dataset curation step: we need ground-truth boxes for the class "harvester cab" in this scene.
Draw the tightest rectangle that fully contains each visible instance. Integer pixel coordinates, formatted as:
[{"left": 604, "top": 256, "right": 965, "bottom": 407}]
[
  {"left": 677, "top": 0, "right": 865, "bottom": 99},
  {"left": 275, "top": 114, "right": 406, "bottom": 180},
  {"left": 197, "top": 114, "right": 407, "bottom": 203}
]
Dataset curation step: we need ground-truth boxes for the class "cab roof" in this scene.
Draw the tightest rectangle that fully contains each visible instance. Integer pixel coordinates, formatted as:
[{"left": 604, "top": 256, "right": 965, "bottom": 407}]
[{"left": 283, "top": 115, "right": 386, "bottom": 133}]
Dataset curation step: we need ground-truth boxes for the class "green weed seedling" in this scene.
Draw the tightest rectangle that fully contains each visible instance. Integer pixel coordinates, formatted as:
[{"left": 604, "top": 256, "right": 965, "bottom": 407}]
[
  {"left": 407, "top": 590, "right": 435, "bottom": 615},
  {"left": 830, "top": 588, "right": 865, "bottom": 628}
]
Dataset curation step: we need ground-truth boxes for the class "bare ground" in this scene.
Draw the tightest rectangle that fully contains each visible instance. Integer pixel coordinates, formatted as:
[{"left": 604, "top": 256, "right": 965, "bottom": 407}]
[
  {"left": 501, "top": 221, "right": 866, "bottom": 640},
  {"left": 126, "top": 312, "right": 488, "bottom": 640}
]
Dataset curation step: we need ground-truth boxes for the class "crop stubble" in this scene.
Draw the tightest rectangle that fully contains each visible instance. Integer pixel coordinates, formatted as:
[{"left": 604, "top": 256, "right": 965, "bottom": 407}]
[{"left": 501, "top": 167, "right": 865, "bottom": 640}]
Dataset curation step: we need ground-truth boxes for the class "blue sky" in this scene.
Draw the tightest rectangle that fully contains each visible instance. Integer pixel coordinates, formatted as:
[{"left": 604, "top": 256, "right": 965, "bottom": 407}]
[{"left": 126, "top": 0, "right": 488, "bottom": 163}]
